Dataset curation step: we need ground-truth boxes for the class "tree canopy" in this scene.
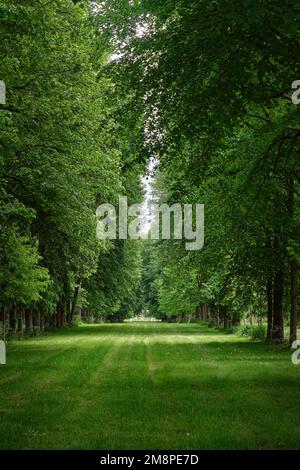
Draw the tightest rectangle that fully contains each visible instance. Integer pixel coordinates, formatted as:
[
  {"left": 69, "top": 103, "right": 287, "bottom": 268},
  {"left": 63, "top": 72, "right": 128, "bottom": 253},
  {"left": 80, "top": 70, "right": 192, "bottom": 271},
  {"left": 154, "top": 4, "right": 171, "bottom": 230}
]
[{"left": 1, "top": 0, "right": 299, "bottom": 345}]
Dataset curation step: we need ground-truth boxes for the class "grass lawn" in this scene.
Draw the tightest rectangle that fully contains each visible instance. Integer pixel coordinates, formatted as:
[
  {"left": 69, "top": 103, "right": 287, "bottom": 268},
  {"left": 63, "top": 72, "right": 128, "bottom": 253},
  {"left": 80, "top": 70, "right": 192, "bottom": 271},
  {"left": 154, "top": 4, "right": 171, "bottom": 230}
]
[{"left": 0, "top": 322, "right": 300, "bottom": 450}]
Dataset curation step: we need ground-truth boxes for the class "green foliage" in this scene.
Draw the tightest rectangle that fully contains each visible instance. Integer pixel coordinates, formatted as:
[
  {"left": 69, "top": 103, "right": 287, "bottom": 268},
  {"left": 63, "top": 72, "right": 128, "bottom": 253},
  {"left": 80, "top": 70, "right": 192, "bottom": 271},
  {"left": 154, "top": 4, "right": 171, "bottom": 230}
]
[
  {"left": 98, "top": 0, "right": 300, "bottom": 334},
  {"left": 86, "top": 240, "right": 142, "bottom": 321},
  {"left": 1, "top": 0, "right": 300, "bottom": 333},
  {"left": 239, "top": 324, "right": 267, "bottom": 341},
  {"left": 0, "top": 229, "right": 49, "bottom": 308},
  {"left": 72, "top": 314, "right": 82, "bottom": 327},
  {"left": 0, "top": 0, "right": 144, "bottom": 324}
]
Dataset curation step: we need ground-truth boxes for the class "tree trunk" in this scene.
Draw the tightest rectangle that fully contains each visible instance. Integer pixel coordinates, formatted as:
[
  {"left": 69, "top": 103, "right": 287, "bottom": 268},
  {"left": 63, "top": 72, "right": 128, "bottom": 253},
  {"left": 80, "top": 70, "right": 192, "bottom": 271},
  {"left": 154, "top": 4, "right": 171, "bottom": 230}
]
[
  {"left": 249, "top": 307, "right": 253, "bottom": 326},
  {"left": 203, "top": 303, "right": 209, "bottom": 322},
  {"left": 222, "top": 306, "right": 228, "bottom": 329},
  {"left": 56, "top": 306, "right": 60, "bottom": 328},
  {"left": 70, "top": 282, "right": 80, "bottom": 325},
  {"left": 18, "top": 310, "right": 24, "bottom": 337},
  {"left": 287, "top": 177, "right": 298, "bottom": 346},
  {"left": 25, "top": 309, "right": 33, "bottom": 334},
  {"left": 216, "top": 308, "right": 220, "bottom": 326},
  {"left": 0, "top": 307, "right": 5, "bottom": 340},
  {"left": 289, "top": 259, "right": 298, "bottom": 346},
  {"left": 56, "top": 304, "right": 63, "bottom": 328},
  {"left": 266, "top": 280, "right": 273, "bottom": 343},
  {"left": 62, "top": 301, "right": 67, "bottom": 326},
  {"left": 36, "top": 311, "right": 41, "bottom": 334},
  {"left": 10, "top": 308, "right": 17, "bottom": 335},
  {"left": 25, "top": 310, "right": 29, "bottom": 333},
  {"left": 272, "top": 270, "right": 284, "bottom": 343},
  {"left": 40, "top": 315, "right": 45, "bottom": 332}
]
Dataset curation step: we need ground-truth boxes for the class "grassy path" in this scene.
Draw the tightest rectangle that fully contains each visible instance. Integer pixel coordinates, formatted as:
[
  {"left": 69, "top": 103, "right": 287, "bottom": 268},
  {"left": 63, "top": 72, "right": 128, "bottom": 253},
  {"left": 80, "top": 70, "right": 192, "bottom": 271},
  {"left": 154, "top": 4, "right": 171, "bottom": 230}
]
[{"left": 0, "top": 322, "right": 300, "bottom": 449}]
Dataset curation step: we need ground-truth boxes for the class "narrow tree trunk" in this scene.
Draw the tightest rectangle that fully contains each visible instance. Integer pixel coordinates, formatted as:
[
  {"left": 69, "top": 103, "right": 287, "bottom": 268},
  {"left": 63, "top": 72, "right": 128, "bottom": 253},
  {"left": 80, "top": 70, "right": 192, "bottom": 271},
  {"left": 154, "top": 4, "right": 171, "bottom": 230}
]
[
  {"left": 56, "top": 306, "right": 60, "bottom": 329},
  {"left": 32, "top": 311, "right": 39, "bottom": 334},
  {"left": 40, "top": 315, "right": 45, "bottom": 332},
  {"left": 203, "top": 304, "right": 208, "bottom": 322},
  {"left": 67, "top": 297, "right": 72, "bottom": 323},
  {"left": 25, "top": 309, "right": 29, "bottom": 333},
  {"left": 266, "top": 280, "right": 273, "bottom": 343},
  {"left": 222, "top": 306, "right": 228, "bottom": 329},
  {"left": 45, "top": 314, "right": 52, "bottom": 331},
  {"left": 290, "top": 259, "right": 298, "bottom": 346},
  {"left": 18, "top": 310, "right": 24, "bottom": 337},
  {"left": 10, "top": 308, "right": 17, "bottom": 335},
  {"left": 249, "top": 307, "right": 253, "bottom": 326},
  {"left": 25, "top": 309, "right": 33, "bottom": 334},
  {"left": 0, "top": 307, "right": 5, "bottom": 340},
  {"left": 70, "top": 282, "right": 80, "bottom": 325},
  {"left": 200, "top": 305, "right": 204, "bottom": 320},
  {"left": 32, "top": 311, "right": 36, "bottom": 332},
  {"left": 29, "top": 310, "right": 33, "bottom": 333},
  {"left": 232, "top": 316, "right": 240, "bottom": 327},
  {"left": 56, "top": 304, "right": 63, "bottom": 329},
  {"left": 272, "top": 270, "right": 284, "bottom": 343},
  {"left": 216, "top": 308, "right": 220, "bottom": 326},
  {"left": 62, "top": 301, "right": 66, "bottom": 326},
  {"left": 36, "top": 311, "right": 41, "bottom": 334},
  {"left": 287, "top": 177, "right": 298, "bottom": 346},
  {"left": 207, "top": 305, "right": 211, "bottom": 322}
]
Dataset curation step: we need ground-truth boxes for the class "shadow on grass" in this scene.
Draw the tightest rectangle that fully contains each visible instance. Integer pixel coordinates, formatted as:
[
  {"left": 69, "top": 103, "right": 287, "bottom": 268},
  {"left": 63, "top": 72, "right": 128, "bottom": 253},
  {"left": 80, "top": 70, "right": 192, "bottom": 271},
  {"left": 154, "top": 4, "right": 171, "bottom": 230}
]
[
  {"left": 57, "top": 323, "right": 223, "bottom": 337},
  {"left": 56, "top": 325, "right": 290, "bottom": 354}
]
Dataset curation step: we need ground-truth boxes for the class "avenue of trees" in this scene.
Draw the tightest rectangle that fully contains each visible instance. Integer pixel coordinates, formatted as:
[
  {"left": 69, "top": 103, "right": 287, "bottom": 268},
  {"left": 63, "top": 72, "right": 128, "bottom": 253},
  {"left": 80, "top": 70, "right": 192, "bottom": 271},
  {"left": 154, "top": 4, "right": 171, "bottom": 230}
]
[
  {"left": 100, "top": 0, "right": 300, "bottom": 345},
  {"left": 1, "top": 0, "right": 300, "bottom": 345},
  {"left": 0, "top": 0, "right": 143, "bottom": 335}
]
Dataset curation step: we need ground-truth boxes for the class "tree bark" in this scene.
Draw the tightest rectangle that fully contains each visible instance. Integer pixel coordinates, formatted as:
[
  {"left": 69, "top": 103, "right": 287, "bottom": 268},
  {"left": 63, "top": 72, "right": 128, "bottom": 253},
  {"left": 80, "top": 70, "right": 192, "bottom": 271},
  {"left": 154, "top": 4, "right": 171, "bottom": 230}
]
[
  {"left": 216, "top": 308, "right": 220, "bottom": 326},
  {"left": 290, "top": 259, "right": 298, "bottom": 346},
  {"left": 70, "top": 281, "right": 81, "bottom": 325},
  {"left": 36, "top": 311, "right": 41, "bottom": 334},
  {"left": 18, "top": 310, "right": 24, "bottom": 337},
  {"left": 272, "top": 270, "right": 284, "bottom": 343},
  {"left": 40, "top": 315, "right": 45, "bottom": 332},
  {"left": 222, "top": 306, "right": 229, "bottom": 329},
  {"left": 287, "top": 176, "right": 298, "bottom": 346},
  {"left": 25, "top": 309, "right": 33, "bottom": 334},
  {"left": 62, "top": 301, "right": 67, "bottom": 326},
  {"left": 56, "top": 306, "right": 60, "bottom": 328},
  {"left": 0, "top": 307, "right": 5, "bottom": 340},
  {"left": 249, "top": 307, "right": 253, "bottom": 326},
  {"left": 56, "top": 303, "right": 63, "bottom": 328},
  {"left": 203, "top": 303, "right": 209, "bottom": 322},
  {"left": 266, "top": 280, "right": 273, "bottom": 343},
  {"left": 10, "top": 308, "right": 17, "bottom": 335}
]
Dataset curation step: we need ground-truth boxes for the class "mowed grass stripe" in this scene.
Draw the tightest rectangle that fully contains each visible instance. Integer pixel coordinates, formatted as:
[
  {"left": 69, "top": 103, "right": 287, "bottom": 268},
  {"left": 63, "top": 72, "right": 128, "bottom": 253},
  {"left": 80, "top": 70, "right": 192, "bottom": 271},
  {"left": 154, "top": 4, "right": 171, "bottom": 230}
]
[{"left": 0, "top": 322, "right": 300, "bottom": 449}]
